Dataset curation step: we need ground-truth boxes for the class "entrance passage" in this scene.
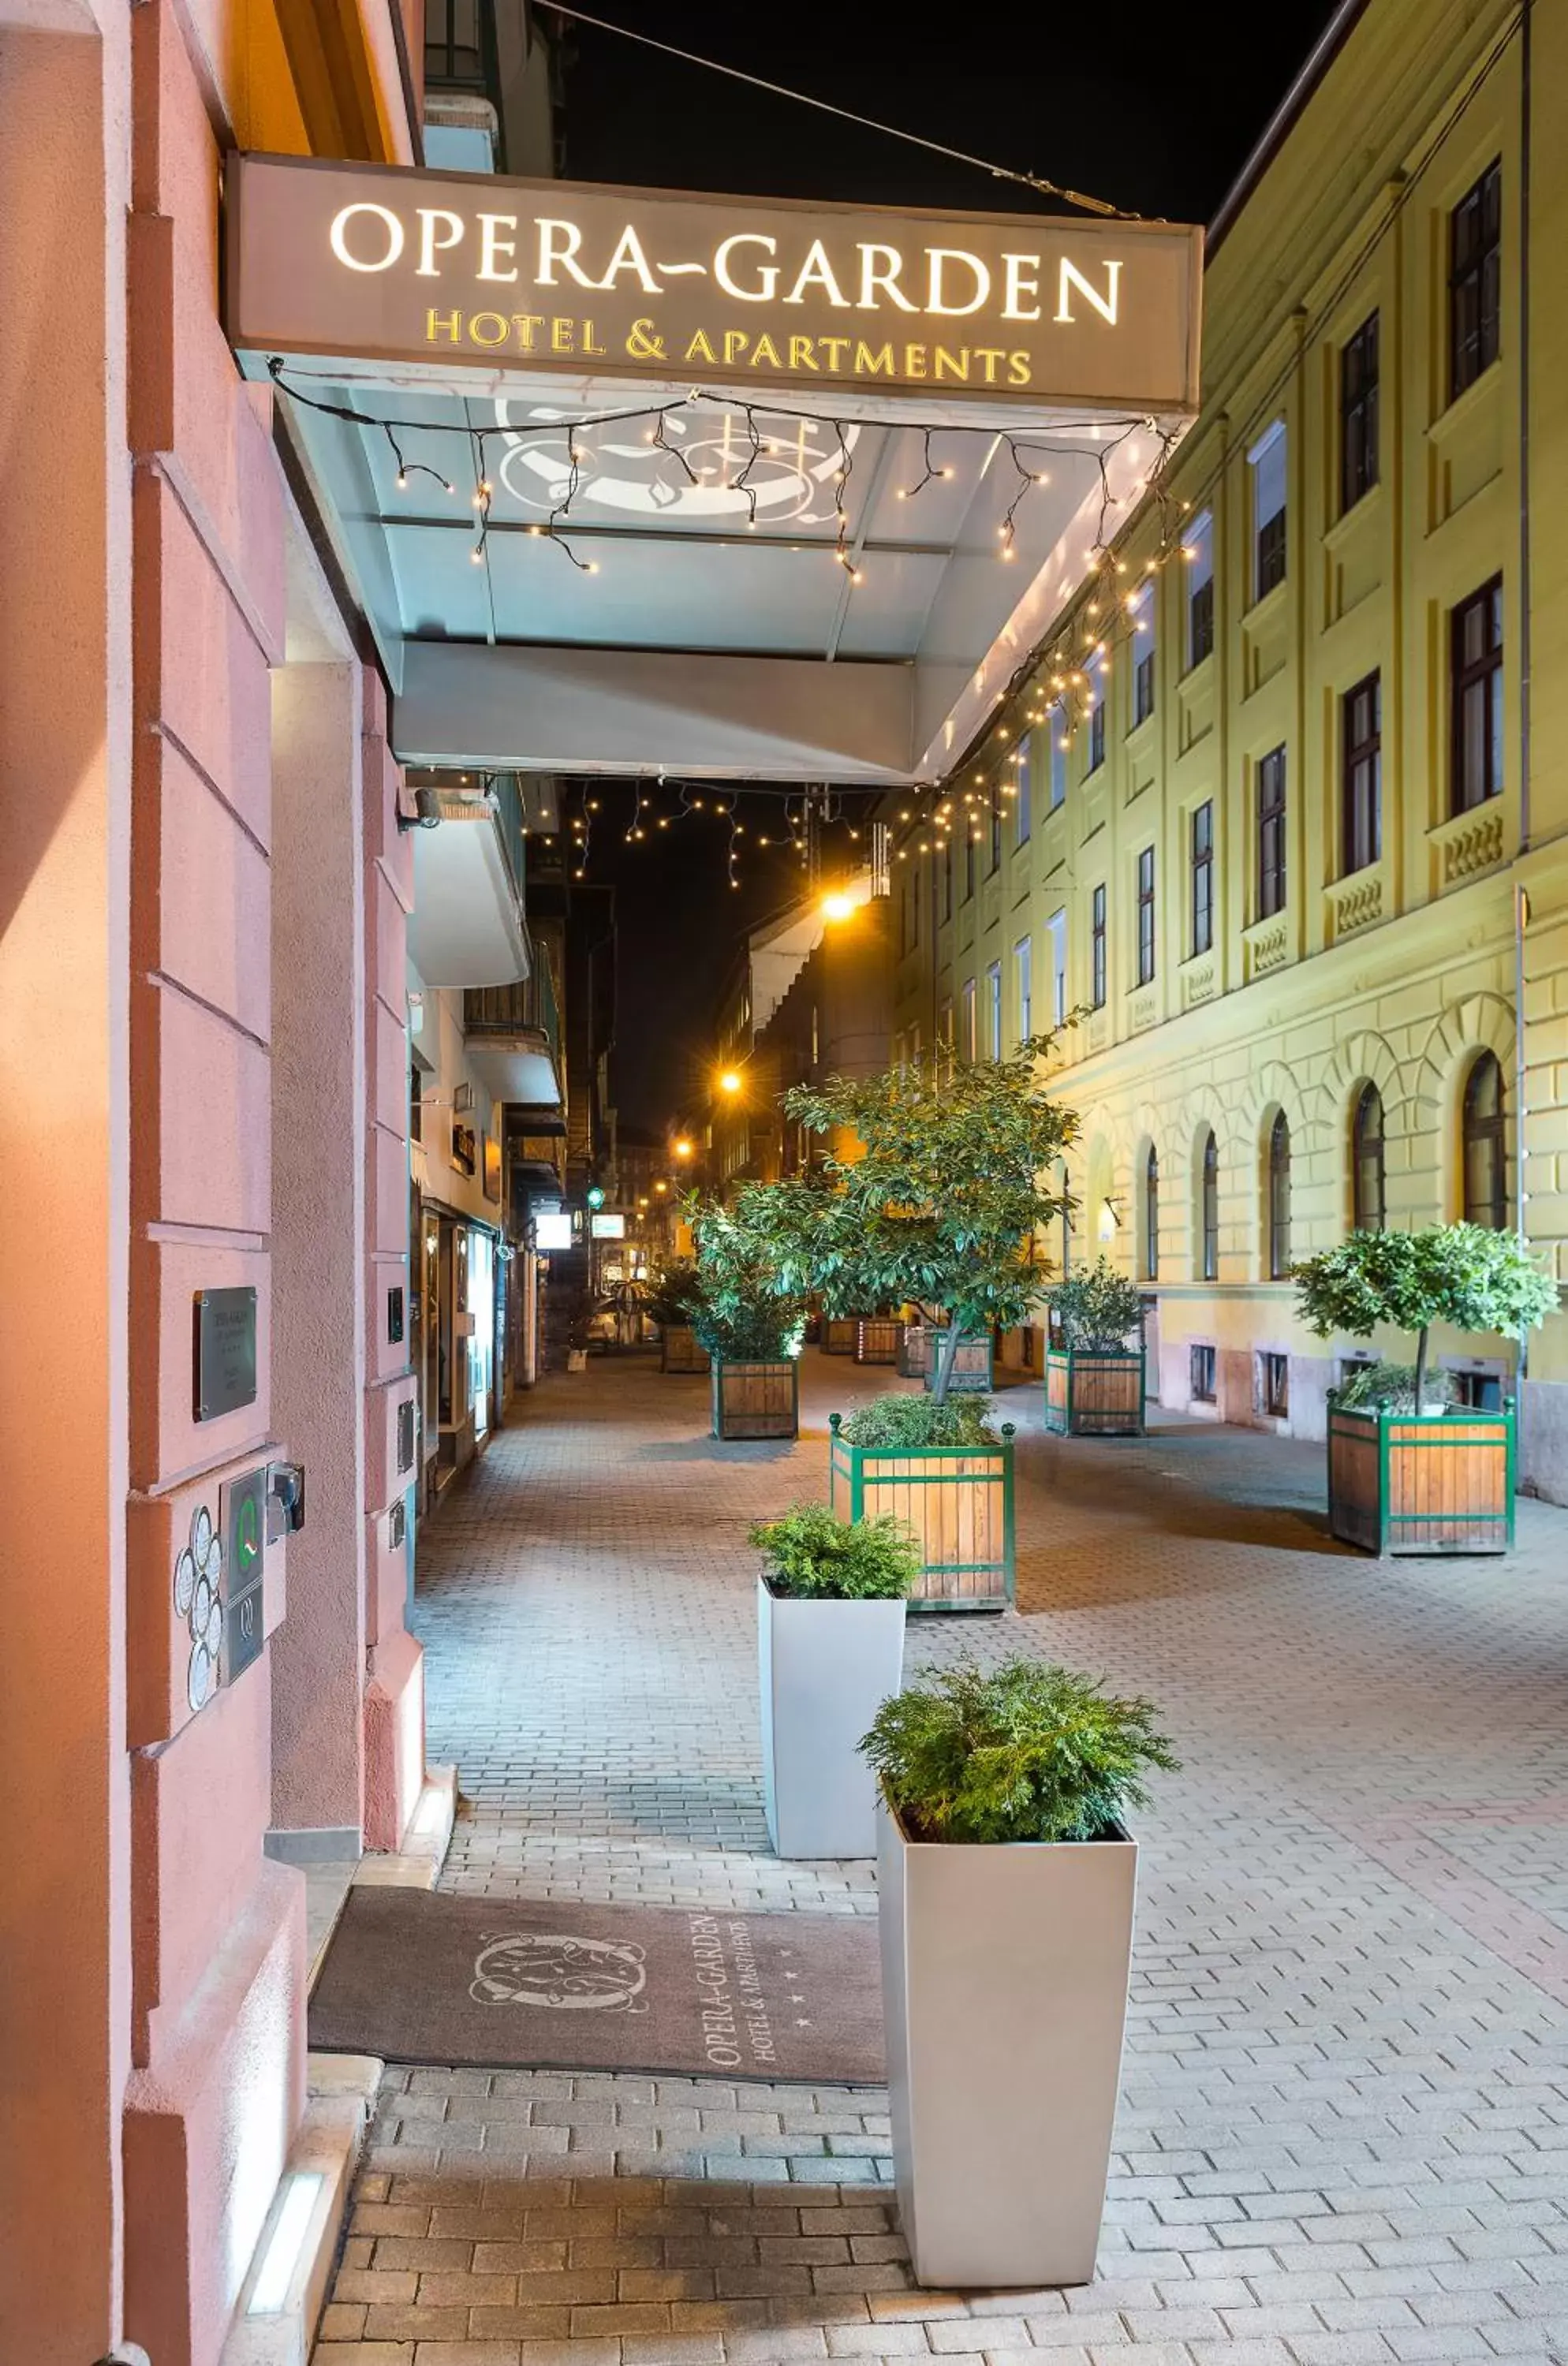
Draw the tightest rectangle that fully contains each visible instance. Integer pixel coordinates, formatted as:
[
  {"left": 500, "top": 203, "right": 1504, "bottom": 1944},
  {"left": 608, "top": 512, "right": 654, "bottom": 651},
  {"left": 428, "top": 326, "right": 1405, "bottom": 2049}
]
[{"left": 316, "top": 1349, "right": 1568, "bottom": 2357}]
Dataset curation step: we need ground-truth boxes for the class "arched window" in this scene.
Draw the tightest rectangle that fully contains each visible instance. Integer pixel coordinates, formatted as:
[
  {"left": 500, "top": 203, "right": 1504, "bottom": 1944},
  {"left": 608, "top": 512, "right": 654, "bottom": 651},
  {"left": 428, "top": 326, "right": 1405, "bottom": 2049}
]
[
  {"left": 1268, "top": 1112, "right": 1292, "bottom": 1278},
  {"left": 1352, "top": 1084, "right": 1385, "bottom": 1232},
  {"left": 1462, "top": 1051, "right": 1506, "bottom": 1229},
  {"left": 1200, "top": 1130, "right": 1219, "bottom": 1281},
  {"left": 1143, "top": 1145, "right": 1159, "bottom": 1282}
]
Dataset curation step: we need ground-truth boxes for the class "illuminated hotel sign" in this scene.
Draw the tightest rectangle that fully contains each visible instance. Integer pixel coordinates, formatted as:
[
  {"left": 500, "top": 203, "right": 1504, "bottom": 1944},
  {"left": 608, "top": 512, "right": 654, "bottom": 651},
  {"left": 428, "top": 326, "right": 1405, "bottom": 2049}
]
[{"left": 226, "top": 155, "right": 1202, "bottom": 413}]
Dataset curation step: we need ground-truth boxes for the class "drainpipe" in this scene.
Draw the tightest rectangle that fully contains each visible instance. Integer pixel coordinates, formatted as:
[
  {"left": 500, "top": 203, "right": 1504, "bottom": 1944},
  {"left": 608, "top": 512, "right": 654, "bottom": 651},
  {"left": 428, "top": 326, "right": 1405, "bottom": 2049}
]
[{"left": 1515, "top": 0, "right": 1533, "bottom": 1389}]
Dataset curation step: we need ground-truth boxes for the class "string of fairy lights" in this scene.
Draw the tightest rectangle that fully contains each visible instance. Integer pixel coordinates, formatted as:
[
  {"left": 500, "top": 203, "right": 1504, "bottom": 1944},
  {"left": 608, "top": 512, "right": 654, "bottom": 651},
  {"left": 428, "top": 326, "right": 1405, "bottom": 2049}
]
[{"left": 266, "top": 358, "right": 1174, "bottom": 592}]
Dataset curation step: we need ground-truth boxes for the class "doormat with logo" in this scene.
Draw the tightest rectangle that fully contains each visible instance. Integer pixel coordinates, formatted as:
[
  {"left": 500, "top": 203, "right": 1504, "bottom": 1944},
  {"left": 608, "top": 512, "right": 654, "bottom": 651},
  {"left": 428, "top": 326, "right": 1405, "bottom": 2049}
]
[{"left": 308, "top": 1887, "right": 885, "bottom": 2085}]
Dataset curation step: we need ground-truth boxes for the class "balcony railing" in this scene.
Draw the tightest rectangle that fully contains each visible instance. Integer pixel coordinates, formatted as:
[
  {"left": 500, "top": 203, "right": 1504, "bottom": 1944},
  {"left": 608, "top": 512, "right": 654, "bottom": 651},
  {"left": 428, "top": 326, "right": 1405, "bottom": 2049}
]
[{"left": 465, "top": 948, "right": 560, "bottom": 1063}]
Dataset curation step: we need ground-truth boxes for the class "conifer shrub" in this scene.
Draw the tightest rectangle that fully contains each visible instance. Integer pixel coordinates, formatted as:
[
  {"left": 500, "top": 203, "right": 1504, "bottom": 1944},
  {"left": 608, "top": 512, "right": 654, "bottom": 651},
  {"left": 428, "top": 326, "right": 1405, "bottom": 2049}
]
[{"left": 749, "top": 1502, "right": 917, "bottom": 1601}]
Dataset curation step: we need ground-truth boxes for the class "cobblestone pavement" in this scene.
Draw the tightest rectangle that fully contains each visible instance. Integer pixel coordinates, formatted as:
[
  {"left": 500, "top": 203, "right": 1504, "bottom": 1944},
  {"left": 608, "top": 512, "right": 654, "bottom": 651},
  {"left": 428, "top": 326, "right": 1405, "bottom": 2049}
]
[{"left": 317, "top": 1349, "right": 1568, "bottom": 2366}]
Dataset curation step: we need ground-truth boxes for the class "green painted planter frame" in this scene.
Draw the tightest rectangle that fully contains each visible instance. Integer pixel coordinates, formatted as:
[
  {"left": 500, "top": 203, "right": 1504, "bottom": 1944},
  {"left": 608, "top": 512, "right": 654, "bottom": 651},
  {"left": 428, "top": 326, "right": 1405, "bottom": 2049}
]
[
  {"left": 1042, "top": 1345, "right": 1146, "bottom": 1435},
  {"left": 920, "top": 1329, "right": 995, "bottom": 1394},
  {"left": 1327, "top": 1401, "right": 1516, "bottom": 1554},
  {"left": 828, "top": 1415, "right": 1015, "bottom": 1613},
  {"left": 710, "top": 1357, "right": 800, "bottom": 1441}
]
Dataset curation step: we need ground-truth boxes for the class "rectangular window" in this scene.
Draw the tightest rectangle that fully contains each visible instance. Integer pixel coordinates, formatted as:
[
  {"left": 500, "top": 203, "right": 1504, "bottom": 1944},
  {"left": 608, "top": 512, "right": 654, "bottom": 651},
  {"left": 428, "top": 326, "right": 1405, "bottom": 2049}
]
[
  {"left": 1451, "top": 575, "right": 1503, "bottom": 813},
  {"left": 1049, "top": 724, "right": 1068, "bottom": 811},
  {"left": 1340, "top": 312, "right": 1379, "bottom": 513},
  {"left": 1450, "top": 159, "right": 1502, "bottom": 401},
  {"left": 911, "top": 861, "right": 920, "bottom": 947},
  {"left": 1086, "top": 656, "right": 1107, "bottom": 773},
  {"left": 1131, "top": 581, "right": 1155, "bottom": 726},
  {"left": 1136, "top": 845, "right": 1155, "bottom": 985},
  {"left": 988, "top": 792, "right": 1002, "bottom": 875},
  {"left": 1015, "top": 733, "right": 1032, "bottom": 844},
  {"left": 986, "top": 961, "right": 1002, "bottom": 1058},
  {"left": 1261, "top": 1352, "right": 1290, "bottom": 1417},
  {"left": 1249, "top": 422, "right": 1286, "bottom": 601},
  {"left": 1047, "top": 907, "right": 1067, "bottom": 1026},
  {"left": 1452, "top": 1367, "right": 1503, "bottom": 1410},
  {"left": 1342, "top": 670, "right": 1382, "bottom": 875},
  {"left": 961, "top": 976, "right": 976, "bottom": 1061},
  {"left": 964, "top": 823, "right": 976, "bottom": 900},
  {"left": 898, "top": 871, "right": 909, "bottom": 956},
  {"left": 939, "top": 998, "right": 954, "bottom": 1073},
  {"left": 1185, "top": 510, "right": 1214, "bottom": 668},
  {"left": 1189, "top": 800, "right": 1213, "bottom": 956},
  {"left": 1190, "top": 1343, "right": 1217, "bottom": 1403},
  {"left": 943, "top": 830, "right": 953, "bottom": 920},
  {"left": 1256, "top": 745, "right": 1286, "bottom": 920},
  {"left": 1091, "top": 884, "right": 1107, "bottom": 1008},
  {"left": 1014, "top": 935, "right": 1032, "bottom": 1041}
]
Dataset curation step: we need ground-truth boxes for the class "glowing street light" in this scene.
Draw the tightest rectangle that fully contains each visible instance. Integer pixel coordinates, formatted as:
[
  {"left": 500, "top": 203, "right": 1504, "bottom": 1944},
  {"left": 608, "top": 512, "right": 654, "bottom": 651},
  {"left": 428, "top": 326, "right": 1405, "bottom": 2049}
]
[
  {"left": 672, "top": 1137, "right": 694, "bottom": 1160},
  {"left": 820, "top": 889, "right": 855, "bottom": 922},
  {"left": 718, "top": 1070, "right": 743, "bottom": 1095}
]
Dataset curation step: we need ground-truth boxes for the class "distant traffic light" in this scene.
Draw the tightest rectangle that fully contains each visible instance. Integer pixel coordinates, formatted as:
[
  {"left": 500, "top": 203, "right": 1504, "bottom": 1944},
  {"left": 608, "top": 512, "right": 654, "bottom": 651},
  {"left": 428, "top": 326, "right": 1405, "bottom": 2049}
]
[{"left": 586, "top": 1185, "right": 606, "bottom": 1210}]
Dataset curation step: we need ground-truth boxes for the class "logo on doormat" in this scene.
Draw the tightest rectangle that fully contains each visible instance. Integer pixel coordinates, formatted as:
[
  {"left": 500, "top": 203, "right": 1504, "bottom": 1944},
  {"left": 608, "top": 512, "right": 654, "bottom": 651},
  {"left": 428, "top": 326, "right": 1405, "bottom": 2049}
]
[{"left": 470, "top": 1931, "right": 649, "bottom": 2011}]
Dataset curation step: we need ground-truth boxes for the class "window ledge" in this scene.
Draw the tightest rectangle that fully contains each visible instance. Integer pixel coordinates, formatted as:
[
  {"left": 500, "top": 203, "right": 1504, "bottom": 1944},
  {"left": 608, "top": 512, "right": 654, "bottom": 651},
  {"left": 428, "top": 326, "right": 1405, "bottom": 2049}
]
[
  {"left": 1323, "top": 858, "right": 1390, "bottom": 942},
  {"left": 1323, "top": 478, "right": 1385, "bottom": 554},
  {"left": 1245, "top": 574, "right": 1288, "bottom": 627},
  {"left": 1242, "top": 909, "right": 1291, "bottom": 980},
  {"left": 1429, "top": 356, "right": 1502, "bottom": 445},
  {"left": 1180, "top": 650, "right": 1215, "bottom": 688},
  {"left": 1428, "top": 797, "right": 1506, "bottom": 887}
]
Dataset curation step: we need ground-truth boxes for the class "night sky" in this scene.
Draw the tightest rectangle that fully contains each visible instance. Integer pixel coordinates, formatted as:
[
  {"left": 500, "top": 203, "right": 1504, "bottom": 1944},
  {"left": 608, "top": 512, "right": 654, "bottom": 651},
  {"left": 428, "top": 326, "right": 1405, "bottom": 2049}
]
[{"left": 545, "top": 0, "right": 1345, "bottom": 1133}]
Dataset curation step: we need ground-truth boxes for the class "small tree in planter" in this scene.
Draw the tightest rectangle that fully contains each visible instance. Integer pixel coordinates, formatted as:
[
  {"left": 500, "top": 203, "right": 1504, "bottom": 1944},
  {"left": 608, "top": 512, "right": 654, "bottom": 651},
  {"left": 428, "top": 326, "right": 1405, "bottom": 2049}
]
[
  {"left": 688, "top": 1192, "right": 807, "bottom": 1440},
  {"left": 861, "top": 1655, "right": 1176, "bottom": 2288},
  {"left": 749, "top": 1502, "right": 917, "bottom": 1859},
  {"left": 1043, "top": 1255, "right": 1148, "bottom": 1435},
  {"left": 647, "top": 1258, "right": 709, "bottom": 1372},
  {"left": 780, "top": 1038, "right": 1078, "bottom": 1404},
  {"left": 1294, "top": 1223, "right": 1555, "bottom": 1554}
]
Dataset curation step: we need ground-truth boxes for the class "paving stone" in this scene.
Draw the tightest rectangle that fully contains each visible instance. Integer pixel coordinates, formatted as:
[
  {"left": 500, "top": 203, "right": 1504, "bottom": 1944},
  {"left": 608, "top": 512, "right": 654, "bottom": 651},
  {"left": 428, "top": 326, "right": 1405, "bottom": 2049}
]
[{"left": 315, "top": 1357, "right": 1568, "bottom": 2363}]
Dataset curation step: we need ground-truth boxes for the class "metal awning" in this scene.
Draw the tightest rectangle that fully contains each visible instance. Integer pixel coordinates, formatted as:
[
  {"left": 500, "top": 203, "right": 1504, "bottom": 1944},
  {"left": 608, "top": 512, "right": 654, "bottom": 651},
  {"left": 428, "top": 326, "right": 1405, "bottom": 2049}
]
[{"left": 230, "top": 157, "right": 1201, "bottom": 785}]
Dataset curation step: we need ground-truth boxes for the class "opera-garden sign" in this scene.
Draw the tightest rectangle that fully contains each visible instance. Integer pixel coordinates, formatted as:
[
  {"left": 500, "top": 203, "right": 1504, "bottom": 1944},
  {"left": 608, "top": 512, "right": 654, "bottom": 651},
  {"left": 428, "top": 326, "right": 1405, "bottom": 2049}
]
[{"left": 225, "top": 155, "right": 1202, "bottom": 416}]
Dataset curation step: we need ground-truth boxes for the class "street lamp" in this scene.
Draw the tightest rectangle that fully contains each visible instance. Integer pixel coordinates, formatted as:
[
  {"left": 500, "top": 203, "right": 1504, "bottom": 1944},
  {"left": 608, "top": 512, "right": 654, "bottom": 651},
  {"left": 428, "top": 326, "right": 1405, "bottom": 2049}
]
[
  {"left": 672, "top": 1137, "right": 693, "bottom": 1160},
  {"left": 718, "top": 1069, "right": 742, "bottom": 1095},
  {"left": 820, "top": 889, "right": 854, "bottom": 922}
]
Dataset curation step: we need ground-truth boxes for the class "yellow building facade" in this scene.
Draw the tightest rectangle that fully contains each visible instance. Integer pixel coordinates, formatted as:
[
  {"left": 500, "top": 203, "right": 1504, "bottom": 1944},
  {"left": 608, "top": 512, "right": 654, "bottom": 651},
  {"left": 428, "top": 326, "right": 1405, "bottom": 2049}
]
[{"left": 893, "top": 0, "right": 1568, "bottom": 1499}]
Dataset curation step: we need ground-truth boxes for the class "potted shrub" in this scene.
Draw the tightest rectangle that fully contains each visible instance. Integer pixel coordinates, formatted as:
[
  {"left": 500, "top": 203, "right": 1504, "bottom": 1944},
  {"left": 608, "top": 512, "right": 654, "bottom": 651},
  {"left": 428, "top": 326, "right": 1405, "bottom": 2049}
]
[
  {"left": 830, "top": 1397, "right": 1015, "bottom": 1611},
  {"left": 1296, "top": 1223, "right": 1555, "bottom": 1554},
  {"left": 749, "top": 1502, "right": 916, "bottom": 1858},
  {"left": 862, "top": 1657, "right": 1176, "bottom": 2289},
  {"left": 648, "top": 1258, "right": 709, "bottom": 1373},
  {"left": 1043, "top": 1255, "right": 1147, "bottom": 1435},
  {"left": 688, "top": 1192, "right": 806, "bottom": 1440}
]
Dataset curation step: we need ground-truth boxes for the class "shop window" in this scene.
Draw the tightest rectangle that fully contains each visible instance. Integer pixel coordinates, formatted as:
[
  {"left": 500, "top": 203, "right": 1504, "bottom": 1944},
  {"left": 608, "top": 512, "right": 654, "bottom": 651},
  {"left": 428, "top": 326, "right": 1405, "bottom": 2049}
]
[
  {"left": 1190, "top": 1342, "right": 1217, "bottom": 1402},
  {"left": 1015, "top": 734, "right": 1032, "bottom": 844},
  {"left": 1256, "top": 745, "right": 1286, "bottom": 920},
  {"left": 1200, "top": 1129, "right": 1219, "bottom": 1281},
  {"left": 1190, "top": 800, "right": 1213, "bottom": 957},
  {"left": 1451, "top": 575, "right": 1503, "bottom": 814},
  {"left": 1340, "top": 312, "right": 1379, "bottom": 513},
  {"left": 1462, "top": 1051, "right": 1506, "bottom": 1229},
  {"left": 1352, "top": 1083, "right": 1385, "bottom": 1232},
  {"left": 1342, "top": 669, "right": 1381, "bottom": 876},
  {"left": 1450, "top": 159, "right": 1501, "bottom": 401},
  {"left": 1143, "top": 1144, "right": 1159, "bottom": 1282},
  {"left": 1267, "top": 1111, "right": 1292, "bottom": 1278},
  {"left": 1260, "top": 1351, "right": 1290, "bottom": 1417},
  {"left": 1091, "top": 883, "right": 1107, "bottom": 1007}
]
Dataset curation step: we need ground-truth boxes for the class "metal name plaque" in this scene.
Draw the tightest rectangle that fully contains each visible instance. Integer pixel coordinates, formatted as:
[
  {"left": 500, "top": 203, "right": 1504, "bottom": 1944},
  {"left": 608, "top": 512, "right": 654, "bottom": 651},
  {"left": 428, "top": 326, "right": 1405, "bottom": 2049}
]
[
  {"left": 193, "top": 1286, "right": 258, "bottom": 1422},
  {"left": 225, "top": 155, "right": 1203, "bottom": 417},
  {"left": 220, "top": 1465, "right": 268, "bottom": 1687}
]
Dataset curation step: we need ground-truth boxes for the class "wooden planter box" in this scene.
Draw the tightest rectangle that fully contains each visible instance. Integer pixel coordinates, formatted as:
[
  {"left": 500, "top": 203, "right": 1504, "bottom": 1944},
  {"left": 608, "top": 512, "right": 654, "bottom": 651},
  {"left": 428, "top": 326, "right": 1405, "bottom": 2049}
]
[
  {"left": 920, "top": 1330, "right": 994, "bottom": 1394},
  {"left": 823, "top": 1316, "right": 861, "bottom": 1356},
  {"left": 659, "top": 1323, "right": 710, "bottom": 1374},
  {"left": 829, "top": 1414, "right": 1014, "bottom": 1612},
  {"left": 1043, "top": 1347, "right": 1145, "bottom": 1436},
  {"left": 711, "top": 1357, "right": 799, "bottom": 1441},
  {"left": 898, "top": 1327, "right": 931, "bottom": 1379},
  {"left": 1327, "top": 1401, "right": 1515, "bottom": 1554},
  {"left": 855, "top": 1317, "right": 904, "bottom": 1366}
]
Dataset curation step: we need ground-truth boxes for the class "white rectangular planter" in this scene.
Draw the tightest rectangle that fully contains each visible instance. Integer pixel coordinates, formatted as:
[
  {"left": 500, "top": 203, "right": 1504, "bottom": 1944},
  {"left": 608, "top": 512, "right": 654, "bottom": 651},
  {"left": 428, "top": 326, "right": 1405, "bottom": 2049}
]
[
  {"left": 758, "top": 1580, "right": 905, "bottom": 1859},
  {"left": 877, "top": 1796, "right": 1136, "bottom": 2288}
]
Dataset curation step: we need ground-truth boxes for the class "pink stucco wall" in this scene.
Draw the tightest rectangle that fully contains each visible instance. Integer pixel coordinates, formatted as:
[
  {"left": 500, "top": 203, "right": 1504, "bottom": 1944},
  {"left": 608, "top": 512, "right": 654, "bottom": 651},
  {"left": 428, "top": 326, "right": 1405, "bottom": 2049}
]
[{"left": 0, "top": 4, "right": 424, "bottom": 2360}]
